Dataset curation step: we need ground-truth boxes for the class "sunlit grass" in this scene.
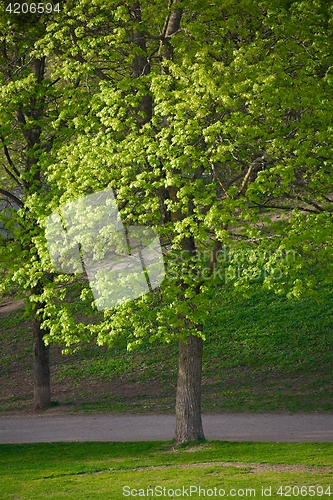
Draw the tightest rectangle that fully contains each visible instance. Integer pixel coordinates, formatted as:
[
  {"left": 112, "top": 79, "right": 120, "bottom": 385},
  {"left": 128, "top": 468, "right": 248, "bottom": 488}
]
[{"left": 0, "top": 441, "right": 332, "bottom": 500}]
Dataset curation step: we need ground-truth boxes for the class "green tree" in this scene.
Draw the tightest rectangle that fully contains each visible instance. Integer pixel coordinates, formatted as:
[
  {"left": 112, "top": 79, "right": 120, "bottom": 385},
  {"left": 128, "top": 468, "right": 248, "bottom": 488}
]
[
  {"left": 0, "top": 10, "right": 54, "bottom": 408},
  {"left": 1, "top": 0, "right": 332, "bottom": 442},
  {"left": 0, "top": 5, "right": 96, "bottom": 408}
]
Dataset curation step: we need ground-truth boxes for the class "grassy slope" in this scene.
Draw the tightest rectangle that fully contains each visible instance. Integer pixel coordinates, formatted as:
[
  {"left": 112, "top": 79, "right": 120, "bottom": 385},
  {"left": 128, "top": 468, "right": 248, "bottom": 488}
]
[
  {"left": 0, "top": 281, "right": 332, "bottom": 414},
  {"left": 0, "top": 441, "right": 332, "bottom": 499}
]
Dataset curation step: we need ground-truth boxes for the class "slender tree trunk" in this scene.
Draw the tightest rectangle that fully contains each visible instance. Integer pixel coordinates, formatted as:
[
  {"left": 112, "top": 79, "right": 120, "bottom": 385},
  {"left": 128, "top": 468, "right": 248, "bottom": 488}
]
[
  {"left": 130, "top": 2, "right": 152, "bottom": 125},
  {"left": 175, "top": 334, "right": 205, "bottom": 444},
  {"left": 32, "top": 311, "right": 51, "bottom": 410}
]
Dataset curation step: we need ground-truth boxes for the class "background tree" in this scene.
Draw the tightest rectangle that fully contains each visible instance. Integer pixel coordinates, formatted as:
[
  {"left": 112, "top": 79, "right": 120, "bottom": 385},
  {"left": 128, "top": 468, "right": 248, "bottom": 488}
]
[
  {"left": 0, "top": 10, "right": 54, "bottom": 408},
  {"left": 0, "top": 5, "right": 98, "bottom": 408}
]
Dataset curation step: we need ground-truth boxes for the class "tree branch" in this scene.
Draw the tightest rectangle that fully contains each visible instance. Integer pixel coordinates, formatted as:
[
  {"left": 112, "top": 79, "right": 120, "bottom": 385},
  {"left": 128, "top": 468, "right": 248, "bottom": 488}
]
[
  {"left": 0, "top": 134, "right": 21, "bottom": 178},
  {"left": 0, "top": 188, "right": 24, "bottom": 207},
  {"left": 68, "top": 29, "right": 112, "bottom": 82},
  {"left": 159, "top": 0, "right": 183, "bottom": 66},
  {"left": 237, "top": 164, "right": 254, "bottom": 196},
  {"left": 250, "top": 202, "right": 318, "bottom": 213},
  {"left": 209, "top": 162, "right": 229, "bottom": 197},
  {"left": 2, "top": 163, "right": 22, "bottom": 187}
]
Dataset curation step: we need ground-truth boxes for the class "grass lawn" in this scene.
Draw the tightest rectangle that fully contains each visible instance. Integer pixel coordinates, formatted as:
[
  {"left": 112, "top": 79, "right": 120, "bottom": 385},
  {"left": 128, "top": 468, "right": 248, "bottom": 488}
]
[{"left": 0, "top": 441, "right": 332, "bottom": 499}]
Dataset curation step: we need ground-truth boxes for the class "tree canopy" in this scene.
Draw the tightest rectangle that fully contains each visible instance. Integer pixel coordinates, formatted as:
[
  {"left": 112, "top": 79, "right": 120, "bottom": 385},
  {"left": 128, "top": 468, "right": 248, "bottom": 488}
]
[{"left": 1, "top": 0, "right": 332, "bottom": 441}]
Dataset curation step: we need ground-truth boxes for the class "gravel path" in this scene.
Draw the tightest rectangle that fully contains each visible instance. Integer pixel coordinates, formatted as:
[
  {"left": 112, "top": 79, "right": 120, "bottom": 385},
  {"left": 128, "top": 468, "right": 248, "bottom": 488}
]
[{"left": 0, "top": 413, "right": 332, "bottom": 443}]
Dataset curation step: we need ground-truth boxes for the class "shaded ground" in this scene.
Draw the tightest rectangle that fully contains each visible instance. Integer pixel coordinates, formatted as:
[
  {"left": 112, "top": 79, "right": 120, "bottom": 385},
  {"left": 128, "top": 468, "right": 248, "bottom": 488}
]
[
  {"left": 0, "top": 297, "right": 176, "bottom": 415},
  {"left": 1, "top": 294, "right": 333, "bottom": 416}
]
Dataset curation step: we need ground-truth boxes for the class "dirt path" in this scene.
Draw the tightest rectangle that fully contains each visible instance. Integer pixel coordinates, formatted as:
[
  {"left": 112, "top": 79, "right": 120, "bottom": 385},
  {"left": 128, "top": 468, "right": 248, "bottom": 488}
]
[{"left": 0, "top": 413, "right": 332, "bottom": 444}]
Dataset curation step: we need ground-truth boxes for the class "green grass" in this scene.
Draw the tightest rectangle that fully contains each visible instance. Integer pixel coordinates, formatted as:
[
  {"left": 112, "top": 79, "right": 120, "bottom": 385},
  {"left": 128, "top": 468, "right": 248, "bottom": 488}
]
[
  {"left": 201, "top": 283, "right": 333, "bottom": 412},
  {"left": 0, "top": 441, "right": 332, "bottom": 499},
  {"left": 1, "top": 280, "right": 333, "bottom": 413}
]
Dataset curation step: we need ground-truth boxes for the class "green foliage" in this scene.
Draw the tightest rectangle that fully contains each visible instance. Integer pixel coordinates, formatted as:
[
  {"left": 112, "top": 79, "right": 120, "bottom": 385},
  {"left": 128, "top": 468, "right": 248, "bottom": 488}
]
[{"left": 1, "top": 0, "right": 333, "bottom": 352}]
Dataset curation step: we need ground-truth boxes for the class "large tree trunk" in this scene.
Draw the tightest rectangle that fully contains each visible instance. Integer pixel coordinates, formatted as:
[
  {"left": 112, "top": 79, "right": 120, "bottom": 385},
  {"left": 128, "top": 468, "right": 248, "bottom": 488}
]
[
  {"left": 175, "top": 334, "right": 205, "bottom": 444},
  {"left": 32, "top": 313, "right": 51, "bottom": 410},
  {"left": 130, "top": 0, "right": 205, "bottom": 444}
]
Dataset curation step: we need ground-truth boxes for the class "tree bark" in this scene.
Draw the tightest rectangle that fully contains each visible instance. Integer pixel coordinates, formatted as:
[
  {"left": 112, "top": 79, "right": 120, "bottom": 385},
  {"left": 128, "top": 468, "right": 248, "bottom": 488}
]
[
  {"left": 159, "top": 0, "right": 183, "bottom": 66},
  {"left": 175, "top": 334, "right": 205, "bottom": 444},
  {"left": 32, "top": 311, "right": 51, "bottom": 410},
  {"left": 130, "top": 2, "right": 152, "bottom": 126}
]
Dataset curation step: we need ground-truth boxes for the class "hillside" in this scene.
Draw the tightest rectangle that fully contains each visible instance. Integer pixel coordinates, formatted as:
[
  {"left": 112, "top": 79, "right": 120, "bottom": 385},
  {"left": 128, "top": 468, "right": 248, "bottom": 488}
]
[{"left": 0, "top": 284, "right": 332, "bottom": 415}]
